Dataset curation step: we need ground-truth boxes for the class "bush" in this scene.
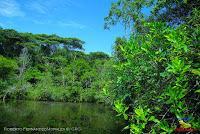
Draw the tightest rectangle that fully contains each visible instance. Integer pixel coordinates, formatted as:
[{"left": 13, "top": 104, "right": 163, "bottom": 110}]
[{"left": 110, "top": 22, "right": 200, "bottom": 133}]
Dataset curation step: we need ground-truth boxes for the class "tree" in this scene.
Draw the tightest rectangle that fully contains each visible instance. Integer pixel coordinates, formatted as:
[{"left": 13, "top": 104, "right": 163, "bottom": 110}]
[
  {"left": 105, "top": 0, "right": 200, "bottom": 32},
  {"left": 0, "top": 56, "right": 17, "bottom": 100},
  {"left": 0, "top": 29, "right": 26, "bottom": 57},
  {"left": 104, "top": 0, "right": 153, "bottom": 32},
  {"left": 88, "top": 52, "right": 109, "bottom": 61},
  {"left": 113, "top": 37, "right": 127, "bottom": 62},
  {"left": 18, "top": 48, "right": 30, "bottom": 81},
  {"left": 110, "top": 22, "right": 200, "bottom": 133},
  {"left": 105, "top": 0, "right": 200, "bottom": 132},
  {"left": 0, "top": 56, "right": 17, "bottom": 80},
  {"left": 0, "top": 28, "right": 85, "bottom": 58},
  {"left": 0, "top": 27, "right": 112, "bottom": 103}
]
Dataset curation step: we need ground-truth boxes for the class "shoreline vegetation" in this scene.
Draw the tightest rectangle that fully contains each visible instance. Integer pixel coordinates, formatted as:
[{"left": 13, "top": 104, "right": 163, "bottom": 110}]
[
  {"left": 0, "top": 29, "right": 111, "bottom": 103},
  {"left": 0, "top": 0, "right": 199, "bottom": 133}
]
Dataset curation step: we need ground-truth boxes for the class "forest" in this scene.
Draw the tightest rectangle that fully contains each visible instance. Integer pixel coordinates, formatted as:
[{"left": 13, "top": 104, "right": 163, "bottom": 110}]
[
  {"left": 0, "top": 0, "right": 199, "bottom": 133},
  {"left": 0, "top": 29, "right": 111, "bottom": 102}
]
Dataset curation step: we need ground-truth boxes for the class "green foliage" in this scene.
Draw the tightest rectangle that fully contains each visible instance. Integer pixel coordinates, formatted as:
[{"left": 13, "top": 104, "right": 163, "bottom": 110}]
[
  {"left": 105, "top": 0, "right": 200, "bottom": 32},
  {"left": 108, "top": 22, "right": 200, "bottom": 133},
  {"left": 88, "top": 52, "right": 109, "bottom": 61},
  {"left": 0, "top": 56, "right": 17, "bottom": 97},
  {"left": 0, "top": 56, "right": 17, "bottom": 80},
  {"left": 114, "top": 99, "right": 129, "bottom": 120},
  {"left": 24, "top": 68, "right": 43, "bottom": 84},
  {"left": 1, "top": 1, "right": 199, "bottom": 133},
  {"left": 129, "top": 107, "right": 150, "bottom": 133},
  {"left": 0, "top": 27, "right": 111, "bottom": 103},
  {"left": 0, "top": 29, "right": 25, "bottom": 57},
  {"left": 0, "top": 28, "right": 84, "bottom": 58}
]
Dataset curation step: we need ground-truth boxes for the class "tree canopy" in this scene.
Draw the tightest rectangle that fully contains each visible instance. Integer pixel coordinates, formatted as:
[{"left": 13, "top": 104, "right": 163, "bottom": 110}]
[
  {"left": 0, "top": 28, "right": 84, "bottom": 57},
  {"left": 104, "top": 0, "right": 200, "bottom": 32}
]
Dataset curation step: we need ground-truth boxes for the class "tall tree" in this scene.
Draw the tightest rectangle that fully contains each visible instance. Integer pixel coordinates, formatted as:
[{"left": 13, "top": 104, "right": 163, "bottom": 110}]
[{"left": 105, "top": 0, "right": 200, "bottom": 32}]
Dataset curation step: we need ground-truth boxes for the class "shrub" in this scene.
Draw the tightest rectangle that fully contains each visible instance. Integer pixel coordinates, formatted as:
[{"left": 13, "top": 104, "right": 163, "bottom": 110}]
[{"left": 110, "top": 22, "right": 200, "bottom": 133}]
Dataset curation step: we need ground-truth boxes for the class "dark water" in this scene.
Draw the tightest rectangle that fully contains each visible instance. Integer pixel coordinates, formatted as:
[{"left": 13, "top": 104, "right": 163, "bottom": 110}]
[{"left": 0, "top": 101, "right": 125, "bottom": 134}]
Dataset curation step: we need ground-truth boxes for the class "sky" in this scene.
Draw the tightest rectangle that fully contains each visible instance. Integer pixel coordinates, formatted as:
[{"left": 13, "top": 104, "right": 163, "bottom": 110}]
[{"left": 0, "top": 0, "right": 126, "bottom": 55}]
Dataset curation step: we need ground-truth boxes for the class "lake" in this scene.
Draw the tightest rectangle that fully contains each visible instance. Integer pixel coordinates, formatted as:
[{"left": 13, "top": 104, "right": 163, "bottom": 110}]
[{"left": 0, "top": 101, "right": 126, "bottom": 134}]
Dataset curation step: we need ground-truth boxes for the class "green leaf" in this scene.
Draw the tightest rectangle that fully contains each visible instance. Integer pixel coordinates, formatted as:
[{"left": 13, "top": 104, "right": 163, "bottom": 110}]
[
  {"left": 191, "top": 69, "right": 200, "bottom": 76},
  {"left": 123, "top": 125, "right": 129, "bottom": 131},
  {"left": 130, "top": 124, "right": 141, "bottom": 133},
  {"left": 195, "top": 89, "right": 200, "bottom": 94},
  {"left": 149, "top": 116, "right": 160, "bottom": 123}
]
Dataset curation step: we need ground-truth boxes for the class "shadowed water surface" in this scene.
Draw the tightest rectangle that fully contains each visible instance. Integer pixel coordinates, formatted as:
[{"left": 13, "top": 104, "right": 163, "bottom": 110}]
[{"left": 0, "top": 101, "right": 125, "bottom": 134}]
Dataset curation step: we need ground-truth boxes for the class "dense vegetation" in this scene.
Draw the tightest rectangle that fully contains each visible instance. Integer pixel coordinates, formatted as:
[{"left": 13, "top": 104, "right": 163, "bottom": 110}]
[
  {"left": 0, "top": 0, "right": 199, "bottom": 133},
  {"left": 0, "top": 28, "right": 110, "bottom": 103},
  {"left": 104, "top": 0, "right": 200, "bottom": 133}
]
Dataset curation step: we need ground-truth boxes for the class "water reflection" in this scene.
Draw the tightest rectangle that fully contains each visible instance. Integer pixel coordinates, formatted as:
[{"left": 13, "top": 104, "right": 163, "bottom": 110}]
[{"left": 0, "top": 101, "right": 125, "bottom": 134}]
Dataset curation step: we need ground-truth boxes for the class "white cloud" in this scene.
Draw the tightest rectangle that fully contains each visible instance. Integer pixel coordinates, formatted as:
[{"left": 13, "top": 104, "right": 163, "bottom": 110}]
[
  {"left": 32, "top": 19, "right": 86, "bottom": 30},
  {"left": 0, "top": 22, "right": 4, "bottom": 27},
  {"left": 27, "top": 0, "right": 81, "bottom": 14},
  {"left": 0, "top": 21, "right": 14, "bottom": 28},
  {"left": 0, "top": 22, "right": 5, "bottom": 28},
  {"left": 58, "top": 21, "right": 86, "bottom": 29},
  {"left": 32, "top": 20, "right": 51, "bottom": 25},
  {"left": 0, "top": 0, "right": 24, "bottom": 17},
  {"left": 28, "top": 1, "right": 48, "bottom": 14}
]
